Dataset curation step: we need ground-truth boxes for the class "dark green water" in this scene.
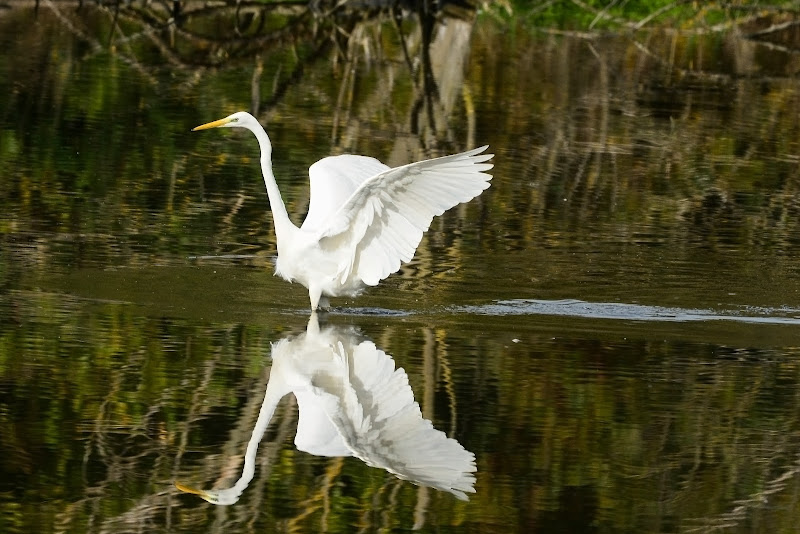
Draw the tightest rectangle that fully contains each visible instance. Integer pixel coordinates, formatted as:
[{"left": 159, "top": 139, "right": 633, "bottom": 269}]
[{"left": 2, "top": 3, "right": 800, "bottom": 533}]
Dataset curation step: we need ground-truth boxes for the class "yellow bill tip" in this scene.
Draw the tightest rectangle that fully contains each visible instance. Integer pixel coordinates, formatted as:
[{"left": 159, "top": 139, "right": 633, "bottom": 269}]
[
  {"left": 192, "top": 117, "right": 233, "bottom": 131},
  {"left": 174, "top": 481, "right": 207, "bottom": 497}
]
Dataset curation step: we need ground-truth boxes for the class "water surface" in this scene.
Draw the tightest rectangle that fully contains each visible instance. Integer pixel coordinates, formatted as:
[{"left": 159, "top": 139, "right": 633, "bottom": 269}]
[{"left": 2, "top": 2, "right": 800, "bottom": 533}]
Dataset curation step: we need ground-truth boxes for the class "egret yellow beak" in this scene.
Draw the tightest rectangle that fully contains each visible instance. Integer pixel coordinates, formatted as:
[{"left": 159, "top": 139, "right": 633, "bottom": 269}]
[{"left": 192, "top": 117, "right": 233, "bottom": 131}]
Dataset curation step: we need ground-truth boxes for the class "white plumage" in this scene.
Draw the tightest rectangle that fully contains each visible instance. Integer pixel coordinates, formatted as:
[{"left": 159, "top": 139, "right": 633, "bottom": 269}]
[
  {"left": 193, "top": 112, "right": 493, "bottom": 309},
  {"left": 175, "top": 313, "right": 477, "bottom": 504}
]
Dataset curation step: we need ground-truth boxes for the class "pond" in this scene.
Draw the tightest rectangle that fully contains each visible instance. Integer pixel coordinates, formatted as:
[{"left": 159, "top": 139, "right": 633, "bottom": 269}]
[{"left": 2, "top": 1, "right": 800, "bottom": 532}]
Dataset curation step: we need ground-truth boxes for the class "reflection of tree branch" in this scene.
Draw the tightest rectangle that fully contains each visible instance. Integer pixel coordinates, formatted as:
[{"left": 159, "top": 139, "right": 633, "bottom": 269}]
[
  {"left": 570, "top": 0, "right": 632, "bottom": 29},
  {"left": 417, "top": 0, "right": 440, "bottom": 135},
  {"left": 631, "top": 0, "right": 692, "bottom": 31},
  {"left": 250, "top": 55, "right": 263, "bottom": 116},
  {"left": 284, "top": 457, "right": 344, "bottom": 531},
  {"left": 331, "top": 32, "right": 358, "bottom": 145},
  {"left": 744, "top": 18, "right": 800, "bottom": 39},
  {"left": 107, "top": 0, "right": 120, "bottom": 46},
  {"left": 743, "top": 36, "right": 800, "bottom": 55},
  {"left": 122, "top": 6, "right": 315, "bottom": 67},
  {"left": 628, "top": 36, "right": 729, "bottom": 82},
  {"left": 393, "top": 3, "right": 418, "bottom": 86},
  {"left": 685, "top": 432, "right": 800, "bottom": 532},
  {"left": 262, "top": 37, "right": 336, "bottom": 111},
  {"left": 36, "top": 0, "right": 483, "bottom": 140},
  {"left": 50, "top": 324, "right": 256, "bottom": 533},
  {"left": 43, "top": 0, "right": 103, "bottom": 53}
]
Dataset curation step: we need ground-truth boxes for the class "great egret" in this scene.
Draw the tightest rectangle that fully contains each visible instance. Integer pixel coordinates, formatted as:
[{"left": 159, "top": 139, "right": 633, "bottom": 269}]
[
  {"left": 193, "top": 112, "right": 493, "bottom": 310},
  {"left": 176, "top": 313, "right": 477, "bottom": 504}
]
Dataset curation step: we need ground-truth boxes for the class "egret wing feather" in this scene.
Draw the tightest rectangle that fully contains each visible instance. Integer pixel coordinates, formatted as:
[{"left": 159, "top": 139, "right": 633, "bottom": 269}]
[
  {"left": 317, "top": 146, "right": 493, "bottom": 287},
  {"left": 302, "top": 155, "right": 390, "bottom": 233},
  {"left": 325, "top": 340, "right": 477, "bottom": 500},
  {"left": 294, "top": 389, "right": 352, "bottom": 457}
]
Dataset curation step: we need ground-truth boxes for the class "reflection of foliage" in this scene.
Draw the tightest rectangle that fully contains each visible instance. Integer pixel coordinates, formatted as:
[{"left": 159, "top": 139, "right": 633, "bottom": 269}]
[
  {"left": 3, "top": 289, "right": 800, "bottom": 532},
  {"left": 3, "top": 1, "right": 800, "bottom": 303},
  {"left": 464, "top": 20, "right": 800, "bottom": 310},
  {"left": 495, "top": 0, "right": 800, "bottom": 32},
  {"left": 3, "top": 2, "right": 800, "bottom": 532},
  {"left": 0, "top": 292, "right": 477, "bottom": 532},
  {"left": 473, "top": 327, "right": 800, "bottom": 532},
  {"left": 0, "top": 0, "right": 492, "bottom": 289}
]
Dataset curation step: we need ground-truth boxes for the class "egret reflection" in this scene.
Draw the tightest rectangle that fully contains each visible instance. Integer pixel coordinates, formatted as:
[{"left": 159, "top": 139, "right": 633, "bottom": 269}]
[{"left": 176, "top": 313, "right": 476, "bottom": 503}]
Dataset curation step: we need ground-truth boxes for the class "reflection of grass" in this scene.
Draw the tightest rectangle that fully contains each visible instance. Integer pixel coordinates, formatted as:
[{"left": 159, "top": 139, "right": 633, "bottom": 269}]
[
  {"left": 4, "top": 3, "right": 800, "bottom": 534},
  {"left": 468, "top": 20, "right": 800, "bottom": 259},
  {"left": 492, "top": 0, "right": 799, "bottom": 31}
]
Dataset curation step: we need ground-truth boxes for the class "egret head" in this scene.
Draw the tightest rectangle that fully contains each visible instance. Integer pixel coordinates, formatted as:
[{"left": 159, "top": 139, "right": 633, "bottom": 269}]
[{"left": 192, "top": 111, "right": 258, "bottom": 132}]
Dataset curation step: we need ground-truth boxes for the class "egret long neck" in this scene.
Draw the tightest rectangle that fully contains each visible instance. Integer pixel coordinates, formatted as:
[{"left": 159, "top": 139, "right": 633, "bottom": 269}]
[
  {"left": 252, "top": 126, "right": 294, "bottom": 241},
  {"left": 213, "top": 376, "right": 289, "bottom": 505}
]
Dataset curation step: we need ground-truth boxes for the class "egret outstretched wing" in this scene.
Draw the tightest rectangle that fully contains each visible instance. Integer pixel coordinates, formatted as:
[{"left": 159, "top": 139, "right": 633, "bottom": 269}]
[
  {"left": 193, "top": 111, "right": 494, "bottom": 309},
  {"left": 302, "top": 155, "right": 390, "bottom": 233},
  {"left": 317, "top": 146, "right": 494, "bottom": 286}
]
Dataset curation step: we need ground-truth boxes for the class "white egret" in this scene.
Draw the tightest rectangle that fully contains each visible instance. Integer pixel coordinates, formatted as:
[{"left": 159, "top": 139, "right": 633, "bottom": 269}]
[
  {"left": 193, "top": 112, "right": 493, "bottom": 310},
  {"left": 176, "top": 313, "right": 477, "bottom": 504}
]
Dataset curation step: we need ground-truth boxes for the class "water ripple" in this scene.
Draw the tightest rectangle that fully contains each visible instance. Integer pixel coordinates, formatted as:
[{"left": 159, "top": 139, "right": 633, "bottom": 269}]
[{"left": 453, "top": 299, "right": 800, "bottom": 325}]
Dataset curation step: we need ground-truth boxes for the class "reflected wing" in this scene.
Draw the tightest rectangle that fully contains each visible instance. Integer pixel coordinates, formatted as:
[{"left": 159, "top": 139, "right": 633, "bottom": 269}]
[
  {"left": 316, "top": 146, "right": 493, "bottom": 286},
  {"left": 301, "top": 155, "right": 390, "bottom": 233},
  {"left": 328, "top": 340, "right": 477, "bottom": 500},
  {"left": 294, "top": 389, "right": 353, "bottom": 457}
]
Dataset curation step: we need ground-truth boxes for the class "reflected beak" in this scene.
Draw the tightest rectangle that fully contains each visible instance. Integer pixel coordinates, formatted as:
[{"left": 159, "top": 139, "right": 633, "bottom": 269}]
[
  {"left": 175, "top": 481, "right": 210, "bottom": 499},
  {"left": 192, "top": 117, "right": 233, "bottom": 131}
]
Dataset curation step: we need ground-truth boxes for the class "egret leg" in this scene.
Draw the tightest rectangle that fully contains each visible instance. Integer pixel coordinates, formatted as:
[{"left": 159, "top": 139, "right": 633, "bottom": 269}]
[{"left": 309, "top": 284, "right": 324, "bottom": 311}]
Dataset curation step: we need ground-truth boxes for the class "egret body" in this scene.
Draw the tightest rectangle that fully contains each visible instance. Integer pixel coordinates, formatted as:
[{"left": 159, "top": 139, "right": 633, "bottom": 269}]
[{"left": 193, "top": 112, "right": 493, "bottom": 310}]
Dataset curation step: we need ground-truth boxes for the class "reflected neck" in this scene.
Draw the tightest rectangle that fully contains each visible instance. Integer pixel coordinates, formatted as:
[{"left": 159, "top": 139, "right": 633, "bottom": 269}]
[{"left": 215, "top": 376, "right": 289, "bottom": 505}]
